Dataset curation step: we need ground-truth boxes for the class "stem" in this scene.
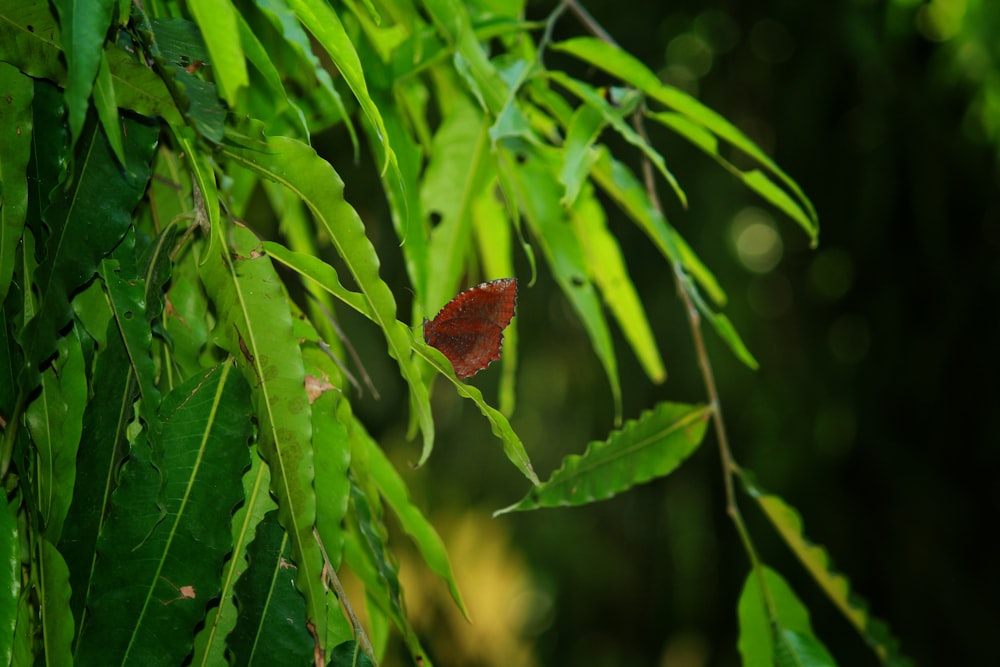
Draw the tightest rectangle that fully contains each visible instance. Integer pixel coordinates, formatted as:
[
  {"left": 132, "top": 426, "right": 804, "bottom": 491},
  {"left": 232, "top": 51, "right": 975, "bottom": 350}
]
[{"left": 569, "top": 1, "right": 778, "bottom": 615}]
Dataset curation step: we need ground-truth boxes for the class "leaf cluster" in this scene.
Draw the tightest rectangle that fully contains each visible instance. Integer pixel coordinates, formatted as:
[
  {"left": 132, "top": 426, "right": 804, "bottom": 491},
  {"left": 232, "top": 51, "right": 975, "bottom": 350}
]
[{"left": 0, "top": 0, "right": 907, "bottom": 665}]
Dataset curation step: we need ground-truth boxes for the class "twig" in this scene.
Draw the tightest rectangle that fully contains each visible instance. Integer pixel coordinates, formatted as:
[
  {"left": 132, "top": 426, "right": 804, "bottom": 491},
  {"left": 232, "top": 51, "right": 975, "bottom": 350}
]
[{"left": 570, "top": 0, "right": 777, "bottom": 615}]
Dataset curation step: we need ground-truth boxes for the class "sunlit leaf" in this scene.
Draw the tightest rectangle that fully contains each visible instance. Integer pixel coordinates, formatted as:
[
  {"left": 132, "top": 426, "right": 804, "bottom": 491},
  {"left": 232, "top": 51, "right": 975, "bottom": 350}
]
[
  {"left": 738, "top": 566, "right": 836, "bottom": 667},
  {"left": 496, "top": 402, "right": 710, "bottom": 514}
]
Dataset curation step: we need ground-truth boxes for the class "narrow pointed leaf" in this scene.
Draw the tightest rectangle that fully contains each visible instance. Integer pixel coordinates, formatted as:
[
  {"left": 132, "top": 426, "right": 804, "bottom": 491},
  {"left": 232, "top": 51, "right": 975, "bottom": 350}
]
[
  {"left": 552, "top": 36, "right": 818, "bottom": 243},
  {"left": 39, "top": 540, "right": 74, "bottom": 667},
  {"left": 58, "top": 299, "right": 138, "bottom": 629},
  {"left": 25, "top": 326, "right": 85, "bottom": 543},
  {"left": 221, "top": 129, "right": 435, "bottom": 463},
  {"left": 501, "top": 144, "right": 623, "bottom": 423},
  {"left": 738, "top": 566, "right": 835, "bottom": 667},
  {"left": 18, "top": 115, "right": 155, "bottom": 394},
  {"left": 288, "top": 0, "right": 392, "bottom": 173},
  {"left": 0, "top": 492, "right": 20, "bottom": 667},
  {"left": 547, "top": 71, "right": 685, "bottom": 207},
  {"left": 0, "top": 63, "right": 33, "bottom": 305},
  {"left": 569, "top": 190, "right": 666, "bottom": 383},
  {"left": 52, "top": 0, "right": 115, "bottom": 144},
  {"left": 741, "top": 472, "right": 913, "bottom": 666},
  {"left": 589, "top": 146, "right": 726, "bottom": 307},
  {"left": 188, "top": 0, "right": 247, "bottom": 106},
  {"left": 364, "top": 427, "right": 469, "bottom": 618},
  {"left": 200, "top": 223, "right": 327, "bottom": 648},
  {"left": 649, "top": 111, "right": 815, "bottom": 239},
  {"left": 229, "top": 511, "right": 313, "bottom": 666},
  {"left": 496, "top": 402, "right": 710, "bottom": 514},
  {"left": 417, "top": 342, "right": 538, "bottom": 485},
  {"left": 75, "top": 363, "right": 253, "bottom": 666}
]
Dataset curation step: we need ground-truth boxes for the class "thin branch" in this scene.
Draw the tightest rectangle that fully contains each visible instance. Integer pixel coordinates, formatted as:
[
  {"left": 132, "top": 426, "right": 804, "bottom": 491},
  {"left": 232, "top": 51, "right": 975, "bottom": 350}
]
[{"left": 569, "top": 0, "right": 777, "bottom": 615}]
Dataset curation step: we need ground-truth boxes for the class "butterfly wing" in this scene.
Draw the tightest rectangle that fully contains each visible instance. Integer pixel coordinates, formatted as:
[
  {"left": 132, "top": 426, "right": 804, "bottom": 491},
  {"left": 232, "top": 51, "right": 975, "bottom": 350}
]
[{"left": 423, "top": 278, "right": 518, "bottom": 378}]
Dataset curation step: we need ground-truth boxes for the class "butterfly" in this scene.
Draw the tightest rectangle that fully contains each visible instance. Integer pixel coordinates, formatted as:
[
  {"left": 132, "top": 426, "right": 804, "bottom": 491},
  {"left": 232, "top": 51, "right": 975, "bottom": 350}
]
[{"left": 423, "top": 278, "right": 518, "bottom": 378}]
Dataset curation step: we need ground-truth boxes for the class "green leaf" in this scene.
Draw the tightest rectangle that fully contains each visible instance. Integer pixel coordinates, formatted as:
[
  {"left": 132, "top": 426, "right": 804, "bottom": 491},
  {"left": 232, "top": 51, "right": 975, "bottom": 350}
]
[
  {"left": 221, "top": 128, "right": 435, "bottom": 465},
  {"left": 52, "top": 0, "right": 115, "bottom": 144},
  {"left": 235, "top": 8, "right": 308, "bottom": 137},
  {"left": 288, "top": 0, "right": 393, "bottom": 173},
  {"left": 551, "top": 36, "right": 819, "bottom": 244},
  {"left": 547, "top": 70, "right": 686, "bottom": 207},
  {"left": 559, "top": 104, "right": 604, "bottom": 207},
  {"left": 422, "top": 99, "right": 493, "bottom": 313},
  {"left": 496, "top": 402, "right": 710, "bottom": 514},
  {"left": 589, "top": 146, "right": 727, "bottom": 307},
  {"left": 142, "top": 17, "right": 226, "bottom": 141},
  {"left": 24, "top": 324, "right": 86, "bottom": 543},
  {"left": 649, "top": 111, "right": 816, "bottom": 240},
  {"left": 58, "top": 288, "right": 138, "bottom": 628},
  {"left": 18, "top": 114, "right": 156, "bottom": 396},
  {"left": 741, "top": 472, "right": 914, "bottom": 666},
  {"left": 0, "top": 0, "right": 67, "bottom": 82},
  {"left": 0, "top": 492, "right": 20, "bottom": 667},
  {"left": 738, "top": 566, "right": 836, "bottom": 667},
  {"left": 39, "top": 540, "right": 74, "bottom": 667},
  {"left": 364, "top": 427, "right": 469, "bottom": 618},
  {"left": 501, "top": 143, "right": 623, "bottom": 423},
  {"left": 0, "top": 63, "right": 33, "bottom": 306},
  {"left": 569, "top": 189, "right": 666, "bottom": 383},
  {"left": 104, "top": 44, "right": 185, "bottom": 127},
  {"left": 188, "top": 0, "right": 248, "bottom": 107},
  {"left": 192, "top": 445, "right": 277, "bottom": 667},
  {"left": 75, "top": 363, "right": 253, "bottom": 666},
  {"left": 199, "top": 223, "right": 328, "bottom": 648},
  {"left": 251, "top": 0, "right": 355, "bottom": 148},
  {"left": 417, "top": 341, "right": 538, "bottom": 485},
  {"left": 92, "top": 50, "right": 126, "bottom": 164},
  {"left": 330, "top": 641, "right": 376, "bottom": 667},
  {"left": 342, "top": 475, "right": 430, "bottom": 664},
  {"left": 421, "top": 0, "right": 509, "bottom": 114},
  {"left": 100, "top": 254, "right": 162, "bottom": 417},
  {"left": 229, "top": 511, "right": 314, "bottom": 666}
]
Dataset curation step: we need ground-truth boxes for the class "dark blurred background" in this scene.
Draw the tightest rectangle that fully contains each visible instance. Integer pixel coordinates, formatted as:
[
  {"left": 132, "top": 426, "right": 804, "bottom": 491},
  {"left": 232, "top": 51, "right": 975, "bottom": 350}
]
[{"left": 328, "top": 1, "right": 1000, "bottom": 665}]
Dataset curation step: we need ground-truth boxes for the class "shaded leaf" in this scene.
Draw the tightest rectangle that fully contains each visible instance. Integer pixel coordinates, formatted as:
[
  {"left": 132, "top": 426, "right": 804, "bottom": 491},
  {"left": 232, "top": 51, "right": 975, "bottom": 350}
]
[
  {"left": 496, "top": 402, "right": 710, "bottom": 514},
  {"left": 24, "top": 324, "right": 85, "bottom": 543},
  {"left": 52, "top": 0, "right": 115, "bottom": 144},
  {"left": 551, "top": 36, "right": 818, "bottom": 243},
  {"left": 364, "top": 426, "right": 468, "bottom": 618},
  {"left": 39, "top": 540, "right": 74, "bottom": 666},
  {"left": 75, "top": 363, "right": 253, "bottom": 666},
  {"left": 18, "top": 114, "right": 156, "bottom": 395},
  {"left": 741, "top": 472, "right": 914, "bottom": 666},
  {"left": 0, "top": 63, "right": 33, "bottom": 305},
  {"left": 0, "top": 492, "right": 20, "bottom": 666},
  {"left": 0, "top": 0, "right": 66, "bottom": 82},
  {"left": 500, "top": 142, "right": 623, "bottom": 423},
  {"left": 229, "top": 511, "right": 313, "bottom": 667}
]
